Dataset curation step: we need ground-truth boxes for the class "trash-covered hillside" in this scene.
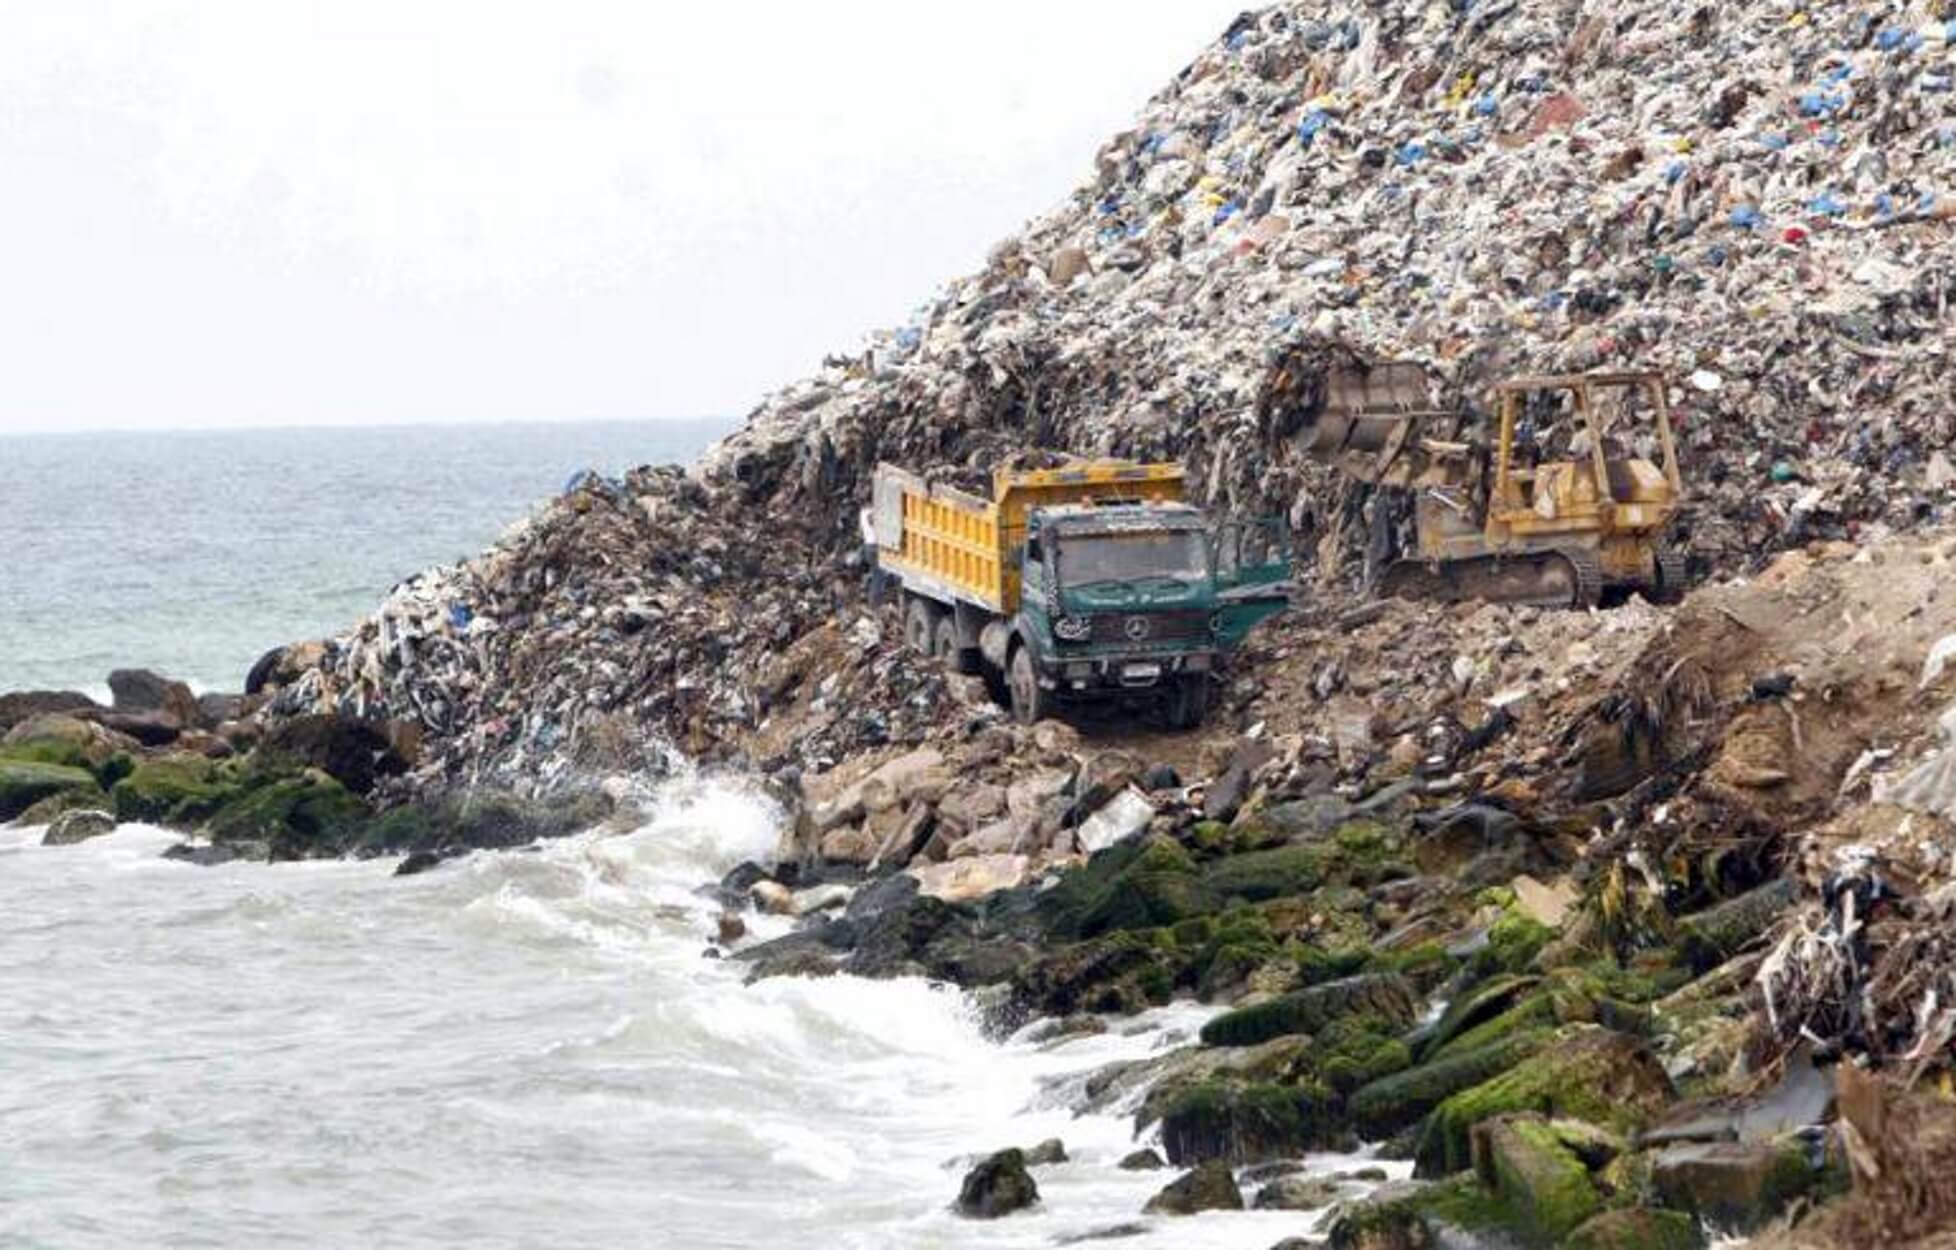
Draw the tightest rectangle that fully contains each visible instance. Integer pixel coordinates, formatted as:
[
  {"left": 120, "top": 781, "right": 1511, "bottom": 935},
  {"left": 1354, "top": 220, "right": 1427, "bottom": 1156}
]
[{"left": 267, "top": 0, "right": 1956, "bottom": 793}]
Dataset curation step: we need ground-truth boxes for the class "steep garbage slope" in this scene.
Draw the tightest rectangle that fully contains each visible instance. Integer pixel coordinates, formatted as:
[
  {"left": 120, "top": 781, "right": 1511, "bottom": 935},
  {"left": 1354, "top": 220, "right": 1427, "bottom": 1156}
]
[{"left": 270, "top": 0, "right": 1956, "bottom": 791}]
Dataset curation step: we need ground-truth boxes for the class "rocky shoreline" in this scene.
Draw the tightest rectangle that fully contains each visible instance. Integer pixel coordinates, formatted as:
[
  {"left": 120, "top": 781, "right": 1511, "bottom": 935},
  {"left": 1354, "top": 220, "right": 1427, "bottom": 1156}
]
[{"left": 14, "top": 0, "right": 1956, "bottom": 1243}]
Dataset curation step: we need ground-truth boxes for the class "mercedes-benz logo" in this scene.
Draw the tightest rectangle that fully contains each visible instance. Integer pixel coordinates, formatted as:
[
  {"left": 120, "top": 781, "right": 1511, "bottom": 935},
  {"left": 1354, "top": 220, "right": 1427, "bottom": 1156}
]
[{"left": 1123, "top": 616, "right": 1152, "bottom": 641}]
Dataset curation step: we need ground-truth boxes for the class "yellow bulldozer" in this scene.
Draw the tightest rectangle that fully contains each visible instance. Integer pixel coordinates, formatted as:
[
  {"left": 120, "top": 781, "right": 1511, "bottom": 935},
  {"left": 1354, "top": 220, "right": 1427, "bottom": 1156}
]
[{"left": 1290, "top": 364, "right": 1686, "bottom": 608}]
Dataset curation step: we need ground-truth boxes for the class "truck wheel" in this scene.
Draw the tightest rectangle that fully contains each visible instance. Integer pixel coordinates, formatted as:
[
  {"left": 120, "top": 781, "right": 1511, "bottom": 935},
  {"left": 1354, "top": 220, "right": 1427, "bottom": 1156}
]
[
  {"left": 933, "top": 616, "right": 976, "bottom": 674},
  {"left": 1166, "top": 674, "right": 1210, "bottom": 730},
  {"left": 1009, "top": 646, "right": 1049, "bottom": 725},
  {"left": 903, "top": 596, "right": 938, "bottom": 655}
]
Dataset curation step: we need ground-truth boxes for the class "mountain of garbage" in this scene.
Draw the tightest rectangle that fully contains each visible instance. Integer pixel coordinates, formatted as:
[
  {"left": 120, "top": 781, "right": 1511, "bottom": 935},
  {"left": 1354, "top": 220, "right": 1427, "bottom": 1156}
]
[{"left": 266, "top": 0, "right": 1956, "bottom": 795}]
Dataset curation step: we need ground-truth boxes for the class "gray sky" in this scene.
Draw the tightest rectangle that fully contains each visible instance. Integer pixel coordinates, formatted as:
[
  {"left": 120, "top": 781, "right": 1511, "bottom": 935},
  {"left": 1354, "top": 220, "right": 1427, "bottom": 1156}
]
[{"left": 0, "top": 1, "right": 1245, "bottom": 433}]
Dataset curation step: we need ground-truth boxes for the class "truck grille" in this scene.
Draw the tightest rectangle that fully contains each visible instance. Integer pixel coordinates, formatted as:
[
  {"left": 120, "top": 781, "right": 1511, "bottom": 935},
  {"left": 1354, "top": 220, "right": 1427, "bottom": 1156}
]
[{"left": 1087, "top": 610, "right": 1212, "bottom": 644}]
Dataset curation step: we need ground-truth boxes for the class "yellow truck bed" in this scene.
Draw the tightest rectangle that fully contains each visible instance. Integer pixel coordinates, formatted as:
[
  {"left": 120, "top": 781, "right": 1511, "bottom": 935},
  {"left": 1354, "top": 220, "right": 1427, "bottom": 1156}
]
[{"left": 871, "top": 461, "right": 1185, "bottom": 615}]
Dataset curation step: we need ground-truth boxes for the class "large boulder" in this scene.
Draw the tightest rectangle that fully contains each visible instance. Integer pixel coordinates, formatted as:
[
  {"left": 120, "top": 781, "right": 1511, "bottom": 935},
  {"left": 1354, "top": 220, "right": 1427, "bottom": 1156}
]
[
  {"left": 1416, "top": 1029, "right": 1674, "bottom": 1177},
  {"left": 109, "top": 755, "right": 239, "bottom": 825},
  {"left": 1200, "top": 973, "right": 1416, "bottom": 1047},
  {"left": 0, "top": 689, "right": 99, "bottom": 734},
  {"left": 1, "top": 713, "right": 132, "bottom": 770},
  {"left": 108, "top": 668, "right": 202, "bottom": 726},
  {"left": 0, "top": 760, "right": 102, "bottom": 822},
  {"left": 1157, "top": 1078, "right": 1338, "bottom": 1166},
  {"left": 955, "top": 1148, "right": 1039, "bottom": 1218},
  {"left": 1649, "top": 1136, "right": 1828, "bottom": 1233},
  {"left": 1142, "top": 1161, "right": 1244, "bottom": 1215},
  {"left": 204, "top": 773, "right": 373, "bottom": 860},
  {"left": 41, "top": 809, "right": 116, "bottom": 846},
  {"left": 1470, "top": 1114, "right": 1602, "bottom": 1245},
  {"left": 1563, "top": 1208, "right": 1705, "bottom": 1250},
  {"left": 252, "top": 714, "right": 408, "bottom": 796}
]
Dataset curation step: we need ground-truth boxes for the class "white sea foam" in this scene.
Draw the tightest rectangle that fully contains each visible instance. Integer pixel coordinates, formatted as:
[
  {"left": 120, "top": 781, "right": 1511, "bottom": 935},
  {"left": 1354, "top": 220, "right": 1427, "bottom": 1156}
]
[{"left": 1, "top": 776, "right": 1396, "bottom": 1249}]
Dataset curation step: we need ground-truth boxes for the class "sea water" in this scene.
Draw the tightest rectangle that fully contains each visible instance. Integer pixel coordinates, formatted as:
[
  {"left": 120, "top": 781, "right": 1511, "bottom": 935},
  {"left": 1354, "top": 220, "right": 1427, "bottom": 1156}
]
[
  {"left": 0, "top": 774, "right": 1404, "bottom": 1249},
  {"left": 0, "top": 420, "right": 728, "bottom": 696}
]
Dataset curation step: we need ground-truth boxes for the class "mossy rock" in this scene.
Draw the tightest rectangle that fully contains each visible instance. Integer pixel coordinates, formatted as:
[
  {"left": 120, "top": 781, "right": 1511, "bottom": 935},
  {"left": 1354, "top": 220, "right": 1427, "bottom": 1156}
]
[
  {"left": 1200, "top": 972, "right": 1415, "bottom": 1047},
  {"left": 1037, "top": 836, "right": 1218, "bottom": 939},
  {"left": 352, "top": 788, "right": 614, "bottom": 857},
  {"left": 17, "top": 784, "right": 116, "bottom": 826},
  {"left": 1471, "top": 1114, "right": 1601, "bottom": 1246},
  {"left": 1480, "top": 911, "right": 1556, "bottom": 974},
  {"left": 0, "top": 759, "right": 103, "bottom": 822},
  {"left": 1015, "top": 929, "right": 1184, "bottom": 1017},
  {"left": 1202, "top": 843, "right": 1332, "bottom": 902},
  {"left": 1416, "top": 973, "right": 1540, "bottom": 1059},
  {"left": 204, "top": 774, "right": 373, "bottom": 859},
  {"left": 1315, "top": 1015, "right": 1414, "bottom": 1096},
  {"left": 1348, "top": 1029, "right": 1557, "bottom": 1140},
  {"left": 1564, "top": 1208, "right": 1705, "bottom": 1250},
  {"left": 1156, "top": 1077, "right": 1338, "bottom": 1166},
  {"left": 1324, "top": 1175, "right": 1513, "bottom": 1250},
  {"left": 1415, "top": 1028, "right": 1675, "bottom": 1177},
  {"left": 1431, "top": 987, "right": 1595, "bottom": 1063},
  {"left": 110, "top": 755, "right": 240, "bottom": 825}
]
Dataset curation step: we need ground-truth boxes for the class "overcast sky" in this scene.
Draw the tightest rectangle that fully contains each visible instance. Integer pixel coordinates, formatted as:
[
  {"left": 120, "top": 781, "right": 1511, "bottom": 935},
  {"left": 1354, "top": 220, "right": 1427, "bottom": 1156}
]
[{"left": 0, "top": 1, "right": 1244, "bottom": 434}]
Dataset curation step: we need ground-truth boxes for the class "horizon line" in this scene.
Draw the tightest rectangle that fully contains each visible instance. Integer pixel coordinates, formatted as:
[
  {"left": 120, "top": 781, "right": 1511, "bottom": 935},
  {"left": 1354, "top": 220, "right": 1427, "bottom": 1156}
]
[{"left": 0, "top": 413, "right": 739, "bottom": 439}]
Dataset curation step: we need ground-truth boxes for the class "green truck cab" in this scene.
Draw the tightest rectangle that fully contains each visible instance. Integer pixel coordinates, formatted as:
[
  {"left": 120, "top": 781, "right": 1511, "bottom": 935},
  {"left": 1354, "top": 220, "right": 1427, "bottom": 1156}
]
[{"left": 870, "top": 460, "right": 1289, "bottom": 728}]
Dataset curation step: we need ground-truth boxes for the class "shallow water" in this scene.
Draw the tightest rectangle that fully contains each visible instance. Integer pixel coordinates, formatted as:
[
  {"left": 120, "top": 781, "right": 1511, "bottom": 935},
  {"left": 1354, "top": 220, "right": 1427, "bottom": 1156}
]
[{"left": 0, "top": 774, "right": 1402, "bottom": 1249}]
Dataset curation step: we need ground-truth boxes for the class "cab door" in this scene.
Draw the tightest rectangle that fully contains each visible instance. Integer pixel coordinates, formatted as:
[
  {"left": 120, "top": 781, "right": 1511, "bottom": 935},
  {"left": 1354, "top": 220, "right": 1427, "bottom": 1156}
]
[{"left": 1211, "top": 517, "right": 1292, "bottom": 647}]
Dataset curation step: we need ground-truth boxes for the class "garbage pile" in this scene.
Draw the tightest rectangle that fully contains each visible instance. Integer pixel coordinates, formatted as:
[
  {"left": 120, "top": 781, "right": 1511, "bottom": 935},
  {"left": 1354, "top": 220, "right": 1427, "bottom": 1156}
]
[
  {"left": 260, "top": 467, "right": 958, "bottom": 793},
  {"left": 706, "top": 0, "right": 1956, "bottom": 570},
  {"left": 273, "top": 0, "right": 1956, "bottom": 790}
]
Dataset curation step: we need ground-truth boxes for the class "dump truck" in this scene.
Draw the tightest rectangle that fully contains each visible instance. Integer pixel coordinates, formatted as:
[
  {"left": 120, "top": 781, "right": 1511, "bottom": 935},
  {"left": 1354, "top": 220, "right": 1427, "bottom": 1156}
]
[
  {"left": 867, "top": 460, "right": 1289, "bottom": 727},
  {"left": 1288, "top": 364, "right": 1686, "bottom": 608}
]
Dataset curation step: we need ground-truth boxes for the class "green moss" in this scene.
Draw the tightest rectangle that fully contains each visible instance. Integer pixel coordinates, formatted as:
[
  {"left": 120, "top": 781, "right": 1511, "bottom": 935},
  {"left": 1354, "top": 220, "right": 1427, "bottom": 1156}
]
[
  {"left": 0, "top": 759, "right": 104, "bottom": 822},
  {"left": 204, "top": 775, "right": 373, "bottom": 858},
  {"left": 110, "top": 756, "right": 237, "bottom": 825},
  {"left": 1432, "top": 994, "right": 1563, "bottom": 1062},
  {"left": 1315, "top": 1015, "right": 1413, "bottom": 1095},
  {"left": 1348, "top": 1029, "right": 1556, "bottom": 1140},
  {"left": 1037, "top": 835, "right": 1219, "bottom": 939},
  {"left": 1200, "top": 972, "right": 1415, "bottom": 1047},
  {"left": 1298, "top": 942, "right": 1374, "bottom": 986},
  {"left": 1476, "top": 1116, "right": 1602, "bottom": 1244},
  {"left": 1564, "top": 1208, "right": 1705, "bottom": 1250},
  {"left": 1481, "top": 912, "right": 1555, "bottom": 974},
  {"left": 1416, "top": 1029, "right": 1674, "bottom": 1177},
  {"left": 1420, "top": 973, "right": 1541, "bottom": 1059},
  {"left": 17, "top": 787, "right": 113, "bottom": 825},
  {"left": 1156, "top": 1077, "right": 1337, "bottom": 1166},
  {"left": 0, "top": 736, "right": 91, "bottom": 770},
  {"left": 1326, "top": 1174, "right": 1513, "bottom": 1249},
  {"left": 1202, "top": 844, "right": 1331, "bottom": 902}
]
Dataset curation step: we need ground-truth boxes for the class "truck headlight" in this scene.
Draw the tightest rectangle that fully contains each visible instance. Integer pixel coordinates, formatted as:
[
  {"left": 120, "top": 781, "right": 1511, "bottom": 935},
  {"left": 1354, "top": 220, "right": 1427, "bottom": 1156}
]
[{"left": 1054, "top": 615, "right": 1093, "bottom": 642}]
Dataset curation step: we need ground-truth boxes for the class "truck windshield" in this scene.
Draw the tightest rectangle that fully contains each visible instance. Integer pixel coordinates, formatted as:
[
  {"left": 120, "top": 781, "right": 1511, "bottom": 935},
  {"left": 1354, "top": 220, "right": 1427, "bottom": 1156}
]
[{"left": 1058, "top": 531, "right": 1210, "bottom": 586}]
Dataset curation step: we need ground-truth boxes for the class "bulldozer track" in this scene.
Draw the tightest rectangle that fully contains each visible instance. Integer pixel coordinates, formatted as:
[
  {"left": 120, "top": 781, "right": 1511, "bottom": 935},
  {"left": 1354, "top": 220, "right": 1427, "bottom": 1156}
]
[{"left": 1380, "top": 547, "right": 1602, "bottom": 610}]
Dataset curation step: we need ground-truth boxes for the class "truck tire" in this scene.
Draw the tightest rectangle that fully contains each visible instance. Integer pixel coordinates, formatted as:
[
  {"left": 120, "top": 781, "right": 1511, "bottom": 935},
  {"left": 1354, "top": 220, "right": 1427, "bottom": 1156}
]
[
  {"left": 933, "top": 616, "right": 976, "bottom": 674},
  {"left": 904, "top": 596, "right": 938, "bottom": 656},
  {"left": 1166, "top": 674, "right": 1210, "bottom": 730},
  {"left": 1009, "top": 645, "right": 1049, "bottom": 725}
]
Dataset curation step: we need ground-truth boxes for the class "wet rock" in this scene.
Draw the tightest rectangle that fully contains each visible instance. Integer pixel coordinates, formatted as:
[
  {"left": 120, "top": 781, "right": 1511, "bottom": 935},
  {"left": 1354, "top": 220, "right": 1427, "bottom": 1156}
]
[
  {"left": 1023, "top": 1138, "right": 1067, "bottom": 1166},
  {"left": 1564, "top": 1208, "right": 1705, "bottom": 1250},
  {"left": 394, "top": 850, "right": 445, "bottom": 876},
  {"left": 1200, "top": 973, "right": 1416, "bottom": 1047},
  {"left": 252, "top": 714, "right": 408, "bottom": 797},
  {"left": 1118, "top": 1148, "right": 1165, "bottom": 1171},
  {"left": 1469, "top": 1113, "right": 1601, "bottom": 1245},
  {"left": 1253, "top": 1175, "right": 1343, "bottom": 1211},
  {"left": 1143, "top": 1161, "right": 1243, "bottom": 1215},
  {"left": 92, "top": 710, "right": 182, "bottom": 747},
  {"left": 1649, "top": 1136, "right": 1826, "bottom": 1233},
  {"left": 1416, "top": 1029, "right": 1674, "bottom": 1178},
  {"left": 2, "top": 713, "right": 134, "bottom": 769},
  {"left": 955, "top": 1147, "right": 1039, "bottom": 1219},
  {"left": 0, "top": 690, "right": 99, "bottom": 735},
  {"left": 41, "top": 808, "right": 116, "bottom": 846},
  {"left": 0, "top": 760, "right": 104, "bottom": 823},
  {"left": 751, "top": 880, "right": 795, "bottom": 915},
  {"left": 716, "top": 912, "right": 746, "bottom": 944},
  {"left": 1055, "top": 1224, "right": 1148, "bottom": 1245},
  {"left": 162, "top": 841, "right": 260, "bottom": 866},
  {"left": 108, "top": 668, "right": 201, "bottom": 726}
]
